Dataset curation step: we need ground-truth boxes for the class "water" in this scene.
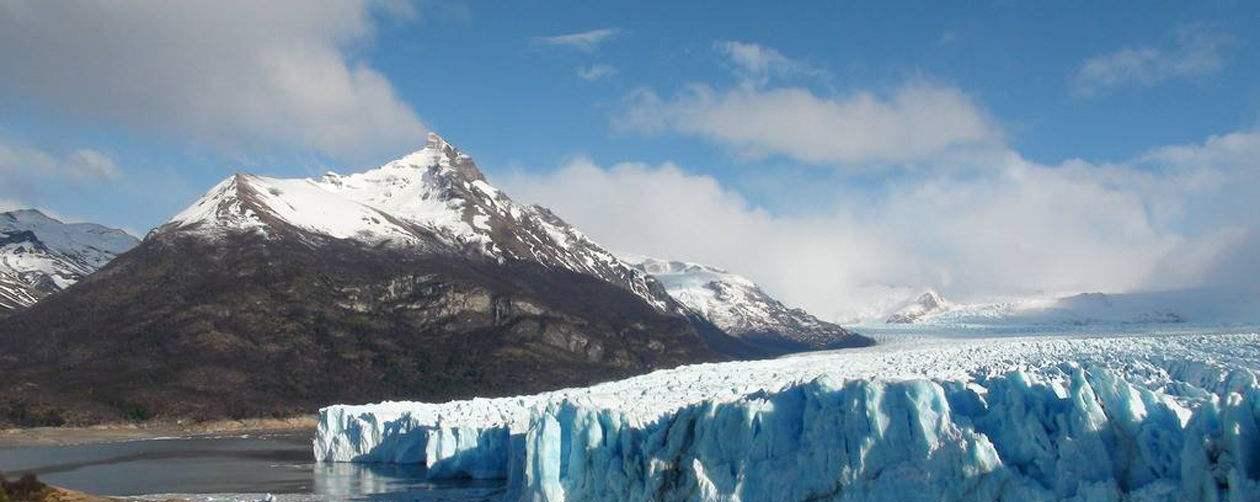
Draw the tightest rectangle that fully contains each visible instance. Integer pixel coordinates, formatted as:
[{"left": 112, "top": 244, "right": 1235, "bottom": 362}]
[{"left": 0, "top": 432, "right": 505, "bottom": 501}]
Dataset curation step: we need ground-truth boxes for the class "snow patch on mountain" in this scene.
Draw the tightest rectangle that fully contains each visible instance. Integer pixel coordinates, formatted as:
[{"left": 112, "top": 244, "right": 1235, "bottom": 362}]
[
  {"left": 159, "top": 132, "right": 675, "bottom": 311},
  {"left": 315, "top": 328, "right": 1260, "bottom": 501},
  {"left": 622, "top": 255, "right": 864, "bottom": 349},
  {"left": 167, "top": 174, "right": 425, "bottom": 245},
  {"left": 0, "top": 209, "right": 138, "bottom": 310}
]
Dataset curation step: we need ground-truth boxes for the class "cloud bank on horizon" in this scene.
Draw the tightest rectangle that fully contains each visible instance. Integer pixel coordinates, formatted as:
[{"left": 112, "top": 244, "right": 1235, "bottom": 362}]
[
  {"left": 501, "top": 129, "right": 1260, "bottom": 320},
  {"left": 1, "top": 2, "right": 1257, "bottom": 319}
]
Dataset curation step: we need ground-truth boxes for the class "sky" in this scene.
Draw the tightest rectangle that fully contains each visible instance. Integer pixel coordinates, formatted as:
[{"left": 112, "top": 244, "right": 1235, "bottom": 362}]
[{"left": 2, "top": 1, "right": 1258, "bottom": 320}]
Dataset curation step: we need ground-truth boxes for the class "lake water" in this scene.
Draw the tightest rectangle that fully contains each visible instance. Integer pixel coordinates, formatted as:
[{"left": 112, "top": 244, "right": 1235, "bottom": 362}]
[{"left": 0, "top": 432, "right": 504, "bottom": 501}]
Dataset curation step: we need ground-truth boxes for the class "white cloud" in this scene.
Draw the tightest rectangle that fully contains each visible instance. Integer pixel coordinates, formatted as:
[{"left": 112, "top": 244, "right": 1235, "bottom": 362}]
[
  {"left": 0, "top": 1, "right": 427, "bottom": 163},
  {"left": 0, "top": 135, "right": 124, "bottom": 217},
  {"left": 1072, "top": 26, "right": 1232, "bottom": 96},
  {"left": 1135, "top": 130, "right": 1260, "bottom": 293},
  {"left": 63, "top": 150, "right": 121, "bottom": 180},
  {"left": 532, "top": 28, "right": 621, "bottom": 52},
  {"left": 714, "top": 41, "right": 823, "bottom": 86},
  {"left": 615, "top": 82, "right": 1004, "bottom": 167},
  {"left": 0, "top": 198, "right": 27, "bottom": 213},
  {"left": 498, "top": 130, "right": 1260, "bottom": 321},
  {"left": 0, "top": 141, "right": 120, "bottom": 181},
  {"left": 577, "top": 64, "right": 618, "bottom": 81}
]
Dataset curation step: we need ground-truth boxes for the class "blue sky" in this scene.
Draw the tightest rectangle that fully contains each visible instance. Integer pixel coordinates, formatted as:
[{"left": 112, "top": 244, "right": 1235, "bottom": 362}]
[{"left": 2, "top": 1, "right": 1258, "bottom": 316}]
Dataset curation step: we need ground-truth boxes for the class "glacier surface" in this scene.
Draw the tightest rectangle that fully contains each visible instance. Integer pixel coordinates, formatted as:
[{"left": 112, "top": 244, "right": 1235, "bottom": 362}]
[{"left": 315, "top": 328, "right": 1260, "bottom": 501}]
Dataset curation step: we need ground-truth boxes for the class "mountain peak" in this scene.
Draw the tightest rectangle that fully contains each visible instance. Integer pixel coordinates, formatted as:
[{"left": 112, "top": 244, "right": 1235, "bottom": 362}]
[
  {"left": 162, "top": 173, "right": 268, "bottom": 236},
  {"left": 390, "top": 132, "right": 485, "bottom": 182},
  {"left": 425, "top": 131, "right": 451, "bottom": 151},
  {"left": 915, "top": 290, "right": 946, "bottom": 310},
  {"left": 886, "top": 290, "right": 951, "bottom": 324},
  {"left": 1, "top": 208, "right": 58, "bottom": 225},
  {"left": 158, "top": 135, "right": 680, "bottom": 312}
]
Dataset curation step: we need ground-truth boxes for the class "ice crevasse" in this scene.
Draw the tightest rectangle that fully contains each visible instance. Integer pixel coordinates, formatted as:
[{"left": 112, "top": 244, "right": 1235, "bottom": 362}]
[{"left": 315, "top": 335, "right": 1260, "bottom": 501}]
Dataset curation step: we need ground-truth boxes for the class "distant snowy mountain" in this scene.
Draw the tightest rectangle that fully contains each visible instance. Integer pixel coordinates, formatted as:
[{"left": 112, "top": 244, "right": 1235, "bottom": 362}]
[
  {"left": 881, "top": 288, "right": 1260, "bottom": 326},
  {"left": 159, "top": 132, "right": 674, "bottom": 311},
  {"left": 623, "top": 255, "right": 870, "bottom": 350},
  {"left": 884, "top": 290, "right": 950, "bottom": 324},
  {"left": 0, "top": 209, "right": 137, "bottom": 310}
]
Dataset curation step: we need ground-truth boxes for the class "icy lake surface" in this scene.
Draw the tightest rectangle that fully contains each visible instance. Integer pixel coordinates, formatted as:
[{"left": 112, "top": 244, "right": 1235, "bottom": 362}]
[{"left": 316, "top": 323, "right": 1260, "bottom": 501}]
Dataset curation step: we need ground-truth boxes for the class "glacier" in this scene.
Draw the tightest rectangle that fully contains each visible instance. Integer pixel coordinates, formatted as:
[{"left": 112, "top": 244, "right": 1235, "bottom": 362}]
[{"left": 315, "top": 328, "right": 1260, "bottom": 501}]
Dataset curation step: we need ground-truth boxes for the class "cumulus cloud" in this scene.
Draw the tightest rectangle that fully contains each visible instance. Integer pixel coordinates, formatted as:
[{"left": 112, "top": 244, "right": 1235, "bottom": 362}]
[
  {"left": 532, "top": 28, "right": 622, "bottom": 52},
  {"left": 577, "top": 64, "right": 618, "bottom": 81},
  {"left": 1072, "top": 25, "right": 1233, "bottom": 96},
  {"left": 0, "top": 1, "right": 427, "bottom": 163},
  {"left": 615, "top": 82, "right": 1003, "bottom": 167},
  {"left": 498, "top": 130, "right": 1260, "bottom": 322},
  {"left": 714, "top": 41, "right": 824, "bottom": 86}
]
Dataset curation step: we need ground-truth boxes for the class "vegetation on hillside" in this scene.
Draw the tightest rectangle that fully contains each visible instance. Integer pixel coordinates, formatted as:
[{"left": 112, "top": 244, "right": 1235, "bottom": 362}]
[{"left": 0, "top": 472, "right": 50, "bottom": 502}]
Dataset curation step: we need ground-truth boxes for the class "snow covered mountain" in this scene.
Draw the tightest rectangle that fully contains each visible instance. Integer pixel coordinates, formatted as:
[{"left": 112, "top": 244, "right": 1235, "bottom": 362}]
[
  {"left": 884, "top": 290, "right": 950, "bottom": 324},
  {"left": 158, "top": 132, "right": 673, "bottom": 311},
  {"left": 882, "top": 288, "right": 1260, "bottom": 326},
  {"left": 623, "top": 255, "right": 870, "bottom": 350},
  {"left": 0, "top": 209, "right": 137, "bottom": 310},
  {"left": 0, "top": 133, "right": 768, "bottom": 426}
]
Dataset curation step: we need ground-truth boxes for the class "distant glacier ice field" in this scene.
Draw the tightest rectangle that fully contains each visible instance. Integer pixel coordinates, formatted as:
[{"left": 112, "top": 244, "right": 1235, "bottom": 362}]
[{"left": 315, "top": 325, "right": 1260, "bottom": 501}]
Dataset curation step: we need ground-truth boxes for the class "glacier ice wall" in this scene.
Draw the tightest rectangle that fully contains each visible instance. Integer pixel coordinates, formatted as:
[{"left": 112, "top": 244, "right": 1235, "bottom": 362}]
[
  {"left": 317, "top": 366, "right": 1260, "bottom": 501},
  {"left": 520, "top": 368, "right": 1260, "bottom": 501},
  {"left": 314, "top": 404, "right": 518, "bottom": 479}
]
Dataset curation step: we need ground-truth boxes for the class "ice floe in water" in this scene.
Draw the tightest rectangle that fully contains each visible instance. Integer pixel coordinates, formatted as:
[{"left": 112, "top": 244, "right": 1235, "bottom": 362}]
[{"left": 315, "top": 328, "right": 1260, "bottom": 501}]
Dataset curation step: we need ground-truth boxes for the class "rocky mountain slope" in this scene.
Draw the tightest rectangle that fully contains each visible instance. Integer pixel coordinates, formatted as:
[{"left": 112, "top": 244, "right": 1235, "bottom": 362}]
[
  {"left": 0, "top": 209, "right": 137, "bottom": 311},
  {"left": 623, "top": 255, "right": 870, "bottom": 351},
  {"left": 0, "top": 134, "right": 766, "bottom": 426}
]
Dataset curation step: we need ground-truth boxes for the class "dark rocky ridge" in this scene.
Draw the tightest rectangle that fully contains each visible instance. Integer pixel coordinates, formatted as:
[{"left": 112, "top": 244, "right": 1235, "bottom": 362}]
[{"left": 0, "top": 226, "right": 760, "bottom": 426}]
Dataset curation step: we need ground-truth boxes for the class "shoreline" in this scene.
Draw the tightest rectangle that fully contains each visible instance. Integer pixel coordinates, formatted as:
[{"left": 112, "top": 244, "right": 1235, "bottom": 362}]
[{"left": 0, "top": 416, "right": 317, "bottom": 448}]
